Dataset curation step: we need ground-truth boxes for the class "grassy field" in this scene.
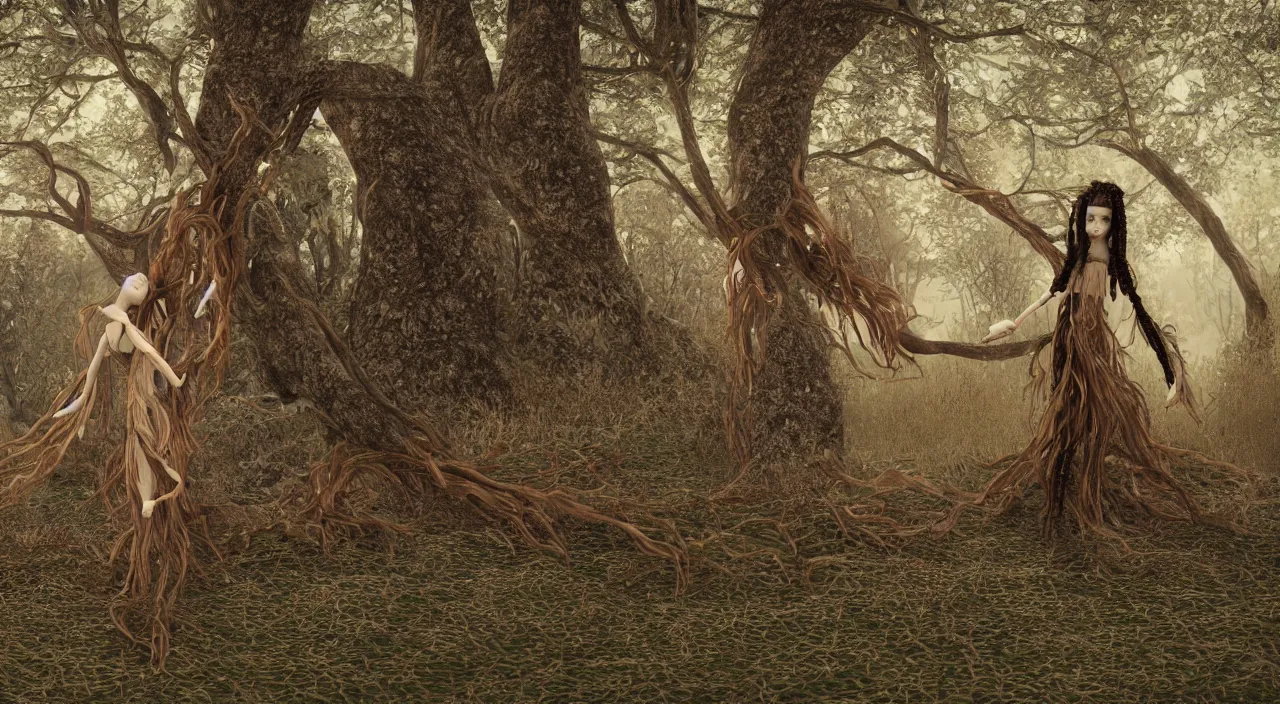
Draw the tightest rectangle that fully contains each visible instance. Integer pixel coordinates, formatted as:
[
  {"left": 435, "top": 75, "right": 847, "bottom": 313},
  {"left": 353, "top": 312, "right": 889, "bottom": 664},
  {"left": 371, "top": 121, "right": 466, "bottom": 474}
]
[{"left": 2, "top": 355, "right": 1278, "bottom": 702}]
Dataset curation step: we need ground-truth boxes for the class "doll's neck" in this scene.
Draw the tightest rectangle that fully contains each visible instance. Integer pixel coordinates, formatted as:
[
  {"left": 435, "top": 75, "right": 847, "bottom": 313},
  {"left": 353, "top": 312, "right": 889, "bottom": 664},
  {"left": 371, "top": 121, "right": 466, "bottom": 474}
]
[{"left": 1087, "top": 234, "right": 1110, "bottom": 263}]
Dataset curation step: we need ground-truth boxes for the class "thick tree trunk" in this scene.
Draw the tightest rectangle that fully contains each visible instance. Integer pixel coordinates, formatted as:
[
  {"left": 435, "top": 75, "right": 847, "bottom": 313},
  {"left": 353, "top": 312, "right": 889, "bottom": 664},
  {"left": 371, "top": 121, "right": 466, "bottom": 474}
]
[
  {"left": 243, "top": 210, "right": 413, "bottom": 452},
  {"left": 727, "top": 0, "right": 882, "bottom": 461},
  {"left": 318, "top": 61, "right": 510, "bottom": 411},
  {"left": 409, "top": 0, "right": 523, "bottom": 339},
  {"left": 192, "top": 0, "right": 417, "bottom": 448},
  {"left": 411, "top": 0, "right": 494, "bottom": 133},
  {"left": 194, "top": 0, "right": 314, "bottom": 203},
  {"left": 192, "top": 0, "right": 511, "bottom": 435},
  {"left": 490, "top": 0, "right": 652, "bottom": 368},
  {"left": 415, "top": 0, "right": 667, "bottom": 375},
  {"left": 1102, "top": 140, "right": 1273, "bottom": 345}
]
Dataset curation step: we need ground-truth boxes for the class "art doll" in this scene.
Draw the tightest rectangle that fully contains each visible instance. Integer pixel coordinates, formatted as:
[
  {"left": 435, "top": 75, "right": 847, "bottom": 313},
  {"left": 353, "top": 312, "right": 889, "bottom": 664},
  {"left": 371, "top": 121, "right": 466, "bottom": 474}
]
[
  {"left": 54, "top": 273, "right": 186, "bottom": 415},
  {"left": 0, "top": 273, "right": 188, "bottom": 519},
  {"left": 976, "top": 180, "right": 1205, "bottom": 537}
]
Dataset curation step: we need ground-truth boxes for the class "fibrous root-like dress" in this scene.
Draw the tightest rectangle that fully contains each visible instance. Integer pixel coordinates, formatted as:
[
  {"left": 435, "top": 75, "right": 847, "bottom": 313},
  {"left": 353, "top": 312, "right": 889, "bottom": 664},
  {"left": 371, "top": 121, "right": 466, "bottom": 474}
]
[{"left": 974, "top": 257, "right": 1208, "bottom": 537}]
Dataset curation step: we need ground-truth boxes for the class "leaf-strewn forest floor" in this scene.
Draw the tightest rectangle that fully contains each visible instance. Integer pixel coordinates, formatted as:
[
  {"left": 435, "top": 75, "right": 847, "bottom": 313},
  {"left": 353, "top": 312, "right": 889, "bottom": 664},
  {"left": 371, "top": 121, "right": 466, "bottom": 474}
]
[{"left": 2, "top": 371, "right": 1278, "bottom": 703}]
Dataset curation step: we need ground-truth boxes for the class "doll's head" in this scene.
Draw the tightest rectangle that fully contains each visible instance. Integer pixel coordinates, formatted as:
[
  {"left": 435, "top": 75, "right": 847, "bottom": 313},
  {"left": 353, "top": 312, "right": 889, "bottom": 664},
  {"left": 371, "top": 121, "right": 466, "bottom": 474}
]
[
  {"left": 1086, "top": 185, "right": 1127, "bottom": 267},
  {"left": 1085, "top": 203, "right": 1112, "bottom": 242},
  {"left": 1050, "top": 181, "right": 1129, "bottom": 297},
  {"left": 119, "top": 273, "right": 150, "bottom": 308}
]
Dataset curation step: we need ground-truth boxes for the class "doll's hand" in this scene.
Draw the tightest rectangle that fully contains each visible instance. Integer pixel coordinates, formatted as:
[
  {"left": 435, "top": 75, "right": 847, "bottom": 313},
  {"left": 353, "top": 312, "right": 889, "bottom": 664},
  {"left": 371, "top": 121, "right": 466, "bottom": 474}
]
[
  {"left": 98, "top": 305, "right": 129, "bottom": 326},
  {"left": 982, "top": 319, "right": 1018, "bottom": 343}
]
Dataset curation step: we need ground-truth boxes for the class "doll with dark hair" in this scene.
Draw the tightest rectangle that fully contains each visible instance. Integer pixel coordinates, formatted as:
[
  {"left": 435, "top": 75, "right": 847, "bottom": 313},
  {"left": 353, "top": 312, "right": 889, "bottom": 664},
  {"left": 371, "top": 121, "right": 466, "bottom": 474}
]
[{"left": 975, "top": 180, "right": 1211, "bottom": 538}]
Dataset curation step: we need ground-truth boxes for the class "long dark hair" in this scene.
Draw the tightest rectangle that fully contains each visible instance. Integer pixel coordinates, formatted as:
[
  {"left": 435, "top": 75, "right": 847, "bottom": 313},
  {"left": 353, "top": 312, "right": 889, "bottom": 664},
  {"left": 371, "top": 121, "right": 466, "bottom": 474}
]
[{"left": 1049, "top": 181, "right": 1177, "bottom": 387}]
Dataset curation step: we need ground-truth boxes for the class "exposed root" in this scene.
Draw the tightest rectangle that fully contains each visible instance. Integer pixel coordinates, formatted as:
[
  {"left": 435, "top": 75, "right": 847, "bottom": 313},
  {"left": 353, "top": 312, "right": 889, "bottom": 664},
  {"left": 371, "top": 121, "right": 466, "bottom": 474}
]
[
  {"left": 241, "top": 187, "right": 691, "bottom": 593},
  {"left": 295, "top": 438, "right": 690, "bottom": 592}
]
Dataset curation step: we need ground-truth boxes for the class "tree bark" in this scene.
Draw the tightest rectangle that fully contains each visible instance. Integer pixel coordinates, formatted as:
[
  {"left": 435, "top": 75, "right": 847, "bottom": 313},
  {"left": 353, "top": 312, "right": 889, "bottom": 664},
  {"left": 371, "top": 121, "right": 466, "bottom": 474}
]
[
  {"left": 192, "top": 0, "right": 418, "bottom": 448},
  {"left": 899, "top": 328, "right": 1052, "bottom": 361},
  {"left": 415, "top": 0, "right": 665, "bottom": 374},
  {"left": 318, "top": 61, "right": 510, "bottom": 411},
  {"left": 190, "top": 0, "right": 512, "bottom": 436},
  {"left": 194, "top": 0, "right": 315, "bottom": 201},
  {"left": 1101, "top": 140, "right": 1273, "bottom": 345},
  {"left": 727, "top": 0, "right": 884, "bottom": 460},
  {"left": 243, "top": 207, "right": 413, "bottom": 452},
  {"left": 411, "top": 0, "right": 494, "bottom": 133},
  {"left": 492, "top": 0, "right": 653, "bottom": 368}
]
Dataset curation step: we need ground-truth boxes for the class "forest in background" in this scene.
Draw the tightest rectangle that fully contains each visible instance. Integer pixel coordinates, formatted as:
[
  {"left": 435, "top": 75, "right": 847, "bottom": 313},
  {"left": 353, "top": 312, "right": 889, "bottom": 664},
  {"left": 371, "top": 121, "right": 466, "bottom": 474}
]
[{"left": 1, "top": 0, "right": 1279, "bottom": 700}]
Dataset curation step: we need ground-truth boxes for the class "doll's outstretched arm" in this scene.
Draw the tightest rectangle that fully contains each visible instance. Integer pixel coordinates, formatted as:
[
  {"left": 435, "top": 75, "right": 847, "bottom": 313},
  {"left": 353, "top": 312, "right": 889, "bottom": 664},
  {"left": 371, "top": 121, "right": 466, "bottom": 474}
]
[
  {"left": 1014, "top": 289, "right": 1058, "bottom": 327},
  {"left": 124, "top": 324, "right": 186, "bottom": 388},
  {"left": 53, "top": 333, "right": 110, "bottom": 419},
  {"left": 983, "top": 289, "right": 1059, "bottom": 343},
  {"left": 98, "top": 306, "right": 186, "bottom": 388}
]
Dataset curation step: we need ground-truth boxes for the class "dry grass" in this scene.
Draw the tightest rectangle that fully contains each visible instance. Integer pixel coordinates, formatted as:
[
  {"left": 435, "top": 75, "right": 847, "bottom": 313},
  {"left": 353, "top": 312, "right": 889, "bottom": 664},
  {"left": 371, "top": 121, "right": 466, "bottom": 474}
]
[
  {"left": 2, "top": 350, "right": 1278, "bottom": 702},
  {"left": 839, "top": 335, "right": 1280, "bottom": 480}
]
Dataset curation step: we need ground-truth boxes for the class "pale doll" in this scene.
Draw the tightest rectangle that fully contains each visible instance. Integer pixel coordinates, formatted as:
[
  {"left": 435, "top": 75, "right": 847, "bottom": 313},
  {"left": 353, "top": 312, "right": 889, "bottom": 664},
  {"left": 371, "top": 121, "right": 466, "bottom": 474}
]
[
  {"left": 53, "top": 273, "right": 187, "bottom": 517},
  {"left": 973, "top": 181, "right": 1199, "bottom": 535}
]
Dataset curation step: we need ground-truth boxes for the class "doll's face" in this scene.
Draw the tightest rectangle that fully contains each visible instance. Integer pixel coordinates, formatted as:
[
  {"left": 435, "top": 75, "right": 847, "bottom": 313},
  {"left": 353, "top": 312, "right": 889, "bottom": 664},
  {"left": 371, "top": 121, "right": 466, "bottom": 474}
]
[
  {"left": 1085, "top": 206, "right": 1113, "bottom": 241},
  {"left": 120, "top": 273, "right": 150, "bottom": 306}
]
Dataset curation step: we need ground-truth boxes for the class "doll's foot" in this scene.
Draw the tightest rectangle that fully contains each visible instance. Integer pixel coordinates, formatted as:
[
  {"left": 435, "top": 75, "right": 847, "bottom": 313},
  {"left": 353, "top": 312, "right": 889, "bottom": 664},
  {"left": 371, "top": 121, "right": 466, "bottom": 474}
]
[{"left": 53, "top": 396, "right": 83, "bottom": 419}]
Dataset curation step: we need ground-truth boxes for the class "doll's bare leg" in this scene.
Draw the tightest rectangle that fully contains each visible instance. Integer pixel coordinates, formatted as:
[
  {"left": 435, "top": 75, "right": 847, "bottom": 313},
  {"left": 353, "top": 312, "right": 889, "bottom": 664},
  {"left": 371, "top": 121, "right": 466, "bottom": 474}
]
[
  {"left": 54, "top": 334, "right": 111, "bottom": 419},
  {"left": 131, "top": 435, "right": 159, "bottom": 517},
  {"left": 142, "top": 456, "right": 184, "bottom": 517}
]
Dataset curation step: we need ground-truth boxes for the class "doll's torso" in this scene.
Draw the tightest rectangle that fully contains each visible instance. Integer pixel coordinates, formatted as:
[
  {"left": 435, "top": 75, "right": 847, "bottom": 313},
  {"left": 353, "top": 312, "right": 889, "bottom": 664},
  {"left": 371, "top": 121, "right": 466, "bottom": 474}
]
[
  {"left": 106, "top": 320, "right": 135, "bottom": 354},
  {"left": 102, "top": 305, "right": 136, "bottom": 355}
]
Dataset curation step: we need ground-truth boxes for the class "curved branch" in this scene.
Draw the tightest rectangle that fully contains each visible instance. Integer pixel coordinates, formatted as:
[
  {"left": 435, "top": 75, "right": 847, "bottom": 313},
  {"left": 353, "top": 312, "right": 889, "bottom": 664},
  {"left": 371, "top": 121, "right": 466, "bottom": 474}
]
[
  {"left": 593, "top": 128, "right": 714, "bottom": 231},
  {"left": 854, "top": 2, "right": 1025, "bottom": 43},
  {"left": 1051, "top": 37, "right": 1140, "bottom": 139},
  {"left": 0, "top": 140, "right": 156, "bottom": 280},
  {"left": 696, "top": 4, "right": 757, "bottom": 22},
  {"left": 0, "top": 207, "right": 140, "bottom": 281},
  {"left": 812, "top": 139, "right": 1065, "bottom": 273},
  {"left": 583, "top": 63, "right": 654, "bottom": 77},
  {"left": 67, "top": 0, "right": 180, "bottom": 171},
  {"left": 1099, "top": 139, "right": 1272, "bottom": 340},
  {"left": 899, "top": 327, "right": 1051, "bottom": 361}
]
